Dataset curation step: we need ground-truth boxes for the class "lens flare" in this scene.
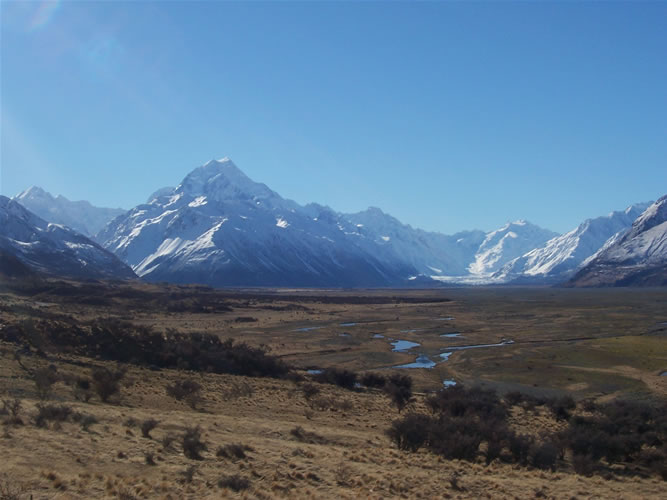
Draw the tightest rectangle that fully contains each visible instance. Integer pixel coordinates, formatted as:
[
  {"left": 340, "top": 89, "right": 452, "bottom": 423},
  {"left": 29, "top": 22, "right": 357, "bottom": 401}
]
[{"left": 29, "top": 0, "right": 61, "bottom": 31}]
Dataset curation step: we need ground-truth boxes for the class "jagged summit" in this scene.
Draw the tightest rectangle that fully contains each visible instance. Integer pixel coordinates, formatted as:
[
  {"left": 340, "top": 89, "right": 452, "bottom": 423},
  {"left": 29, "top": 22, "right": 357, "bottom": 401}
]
[
  {"left": 176, "top": 158, "right": 281, "bottom": 204},
  {"left": 468, "top": 220, "right": 558, "bottom": 276},
  {"left": 15, "top": 185, "right": 49, "bottom": 199}
]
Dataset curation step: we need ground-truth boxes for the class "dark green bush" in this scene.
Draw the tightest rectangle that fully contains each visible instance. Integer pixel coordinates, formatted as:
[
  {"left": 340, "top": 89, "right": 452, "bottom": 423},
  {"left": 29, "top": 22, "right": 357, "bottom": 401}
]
[
  {"left": 141, "top": 418, "right": 159, "bottom": 438},
  {"left": 314, "top": 368, "right": 357, "bottom": 390},
  {"left": 384, "top": 374, "right": 413, "bottom": 412},
  {"left": 216, "top": 443, "right": 253, "bottom": 460},
  {"left": 182, "top": 426, "right": 207, "bottom": 460},
  {"left": 387, "top": 413, "right": 431, "bottom": 452},
  {"left": 361, "top": 372, "right": 387, "bottom": 389},
  {"left": 218, "top": 474, "right": 250, "bottom": 492},
  {"left": 91, "top": 366, "right": 126, "bottom": 403},
  {"left": 34, "top": 404, "right": 72, "bottom": 428}
]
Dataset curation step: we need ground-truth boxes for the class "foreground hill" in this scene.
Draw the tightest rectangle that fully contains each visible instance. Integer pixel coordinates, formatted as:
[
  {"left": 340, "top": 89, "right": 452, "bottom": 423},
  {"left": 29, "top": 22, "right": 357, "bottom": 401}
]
[
  {"left": 0, "top": 196, "right": 135, "bottom": 280},
  {"left": 13, "top": 186, "right": 126, "bottom": 237},
  {"left": 570, "top": 195, "right": 667, "bottom": 287}
]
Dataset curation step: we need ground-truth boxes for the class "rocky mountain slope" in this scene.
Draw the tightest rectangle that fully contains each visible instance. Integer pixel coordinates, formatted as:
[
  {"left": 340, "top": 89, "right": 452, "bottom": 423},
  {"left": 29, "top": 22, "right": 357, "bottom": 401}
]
[
  {"left": 569, "top": 196, "right": 667, "bottom": 286},
  {"left": 0, "top": 196, "right": 135, "bottom": 280}
]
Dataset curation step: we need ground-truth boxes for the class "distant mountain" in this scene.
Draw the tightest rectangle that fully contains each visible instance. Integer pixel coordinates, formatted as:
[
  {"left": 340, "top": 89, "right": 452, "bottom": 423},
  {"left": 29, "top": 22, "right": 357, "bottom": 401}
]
[
  {"left": 496, "top": 203, "right": 651, "bottom": 283},
  {"left": 467, "top": 220, "right": 558, "bottom": 277},
  {"left": 13, "top": 186, "right": 126, "bottom": 236},
  {"left": 96, "top": 158, "right": 568, "bottom": 287},
  {"left": 337, "top": 207, "right": 486, "bottom": 277},
  {"left": 569, "top": 196, "right": 667, "bottom": 287},
  {"left": 0, "top": 196, "right": 136, "bottom": 280},
  {"left": 97, "top": 159, "right": 419, "bottom": 287}
]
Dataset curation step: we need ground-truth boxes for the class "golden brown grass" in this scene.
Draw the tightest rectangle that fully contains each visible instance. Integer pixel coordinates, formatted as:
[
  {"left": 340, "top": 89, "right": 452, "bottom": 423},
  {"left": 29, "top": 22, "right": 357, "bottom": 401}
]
[{"left": 1, "top": 282, "right": 666, "bottom": 497}]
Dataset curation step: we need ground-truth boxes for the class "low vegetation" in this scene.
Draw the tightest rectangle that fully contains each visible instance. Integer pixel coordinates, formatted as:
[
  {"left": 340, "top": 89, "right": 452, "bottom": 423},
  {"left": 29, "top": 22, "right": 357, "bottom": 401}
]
[
  {"left": 387, "top": 385, "right": 667, "bottom": 478},
  {"left": 3, "top": 319, "right": 290, "bottom": 379}
]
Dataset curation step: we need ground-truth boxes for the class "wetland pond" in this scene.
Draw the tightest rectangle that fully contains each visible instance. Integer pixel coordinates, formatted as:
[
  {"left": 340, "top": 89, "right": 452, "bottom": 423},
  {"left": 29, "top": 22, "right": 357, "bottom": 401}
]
[
  {"left": 294, "top": 326, "right": 323, "bottom": 332},
  {"left": 395, "top": 354, "right": 436, "bottom": 369},
  {"left": 391, "top": 340, "right": 421, "bottom": 352}
]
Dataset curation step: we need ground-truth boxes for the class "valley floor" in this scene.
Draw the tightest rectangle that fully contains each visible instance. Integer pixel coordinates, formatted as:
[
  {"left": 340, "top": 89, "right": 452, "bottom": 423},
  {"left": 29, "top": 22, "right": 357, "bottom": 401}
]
[{"left": 1, "top": 281, "right": 666, "bottom": 498}]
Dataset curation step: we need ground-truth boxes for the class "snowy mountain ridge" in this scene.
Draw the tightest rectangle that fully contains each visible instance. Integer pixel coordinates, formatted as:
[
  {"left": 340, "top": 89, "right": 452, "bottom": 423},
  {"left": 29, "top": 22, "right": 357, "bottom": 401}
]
[
  {"left": 495, "top": 202, "right": 651, "bottom": 283},
  {"left": 13, "top": 186, "right": 126, "bottom": 236},
  {"left": 0, "top": 195, "right": 135, "bottom": 280},
  {"left": 569, "top": 196, "right": 667, "bottom": 286}
]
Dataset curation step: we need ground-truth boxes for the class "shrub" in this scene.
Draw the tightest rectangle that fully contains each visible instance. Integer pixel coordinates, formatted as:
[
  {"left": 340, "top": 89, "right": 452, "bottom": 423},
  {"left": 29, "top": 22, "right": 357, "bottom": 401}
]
[
  {"left": 290, "top": 426, "right": 327, "bottom": 444},
  {"left": 33, "top": 366, "right": 59, "bottom": 400},
  {"left": 427, "top": 416, "right": 481, "bottom": 461},
  {"left": 166, "top": 380, "right": 202, "bottom": 409},
  {"left": 141, "top": 418, "right": 159, "bottom": 438},
  {"left": 0, "top": 473, "right": 26, "bottom": 500},
  {"left": 314, "top": 368, "right": 357, "bottom": 390},
  {"left": 1, "top": 399, "right": 22, "bottom": 426},
  {"left": 529, "top": 441, "right": 558, "bottom": 470},
  {"left": 427, "top": 385, "right": 506, "bottom": 421},
  {"left": 72, "top": 377, "right": 93, "bottom": 402},
  {"left": 222, "top": 381, "right": 254, "bottom": 400},
  {"left": 161, "top": 433, "right": 178, "bottom": 452},
  {"left": 218, "top": 474, "right": 250, "bottom": 492},
  {"left": 91, "top": 366, "right": 126, "bottom": 403},
  {"left": 34, "top": 404, "right": 72, "bottom": 428},
  {"left": 361, "top": 372, "right": 387, "bottom": 389},
  {"left": 9, "top": 319, "right": 290, "bottom": 379},
  {"left": 572, "top": 454, "right": 596, "bottom": 476},
  {"left": 144, "top": 452, "right": 156, "bottom": 466},
  {"left": 216, "top": 443, "right": 253, "bottom": 460},
  {"left": 71, "top": 412, "right": 97, "bottom": 431},
  {"left": 485, "top": 434, "right": 505, "bottom": 465},
  {"left": 384, "top": 374, "right": 413, "bottom": 412},
  {"left": 547, "top": 396, "right": 576, "bottom": 421},
  {"left": 509, "top": 433, "right": 534, "bottom": 465},
  {"left": 182, "top": 426, "right": 207, "bottom": 460},
  {"left": 387, "top": 413, "right": 431, "bottom": 452},
  {"left": 300, "top": 383, "right": 320, "bottom": 400},
  {"left": 180, "top": 466, "right": 196, "bottom": 484}
]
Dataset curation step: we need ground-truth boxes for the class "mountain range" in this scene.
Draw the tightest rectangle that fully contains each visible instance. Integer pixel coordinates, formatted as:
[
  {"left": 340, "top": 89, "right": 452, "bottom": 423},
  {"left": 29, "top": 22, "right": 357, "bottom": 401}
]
[{"left": 5, "top": 158, "right": 665, "bottom": 287}]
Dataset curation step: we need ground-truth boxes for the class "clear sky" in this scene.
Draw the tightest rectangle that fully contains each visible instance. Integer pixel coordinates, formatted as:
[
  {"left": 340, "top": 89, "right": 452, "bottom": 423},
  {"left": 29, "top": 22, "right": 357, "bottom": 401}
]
[{"left": 2, "top": 1, "right": 666, "bottom": 235}]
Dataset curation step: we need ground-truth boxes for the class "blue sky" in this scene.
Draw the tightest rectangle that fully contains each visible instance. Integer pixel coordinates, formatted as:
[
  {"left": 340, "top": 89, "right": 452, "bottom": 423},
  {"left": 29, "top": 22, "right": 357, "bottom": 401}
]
[{"left": 2, "top": 1, "right": 666, "bottom": 234}]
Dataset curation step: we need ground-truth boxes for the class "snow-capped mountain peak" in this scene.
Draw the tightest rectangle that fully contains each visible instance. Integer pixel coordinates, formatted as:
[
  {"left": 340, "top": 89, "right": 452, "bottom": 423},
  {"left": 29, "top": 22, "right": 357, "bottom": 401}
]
[
  {"left": 468, "top": 220, "right": 558, "bottom": 276},
  {"left": 176, "top": 158, "right": 281, "bottom": 205}
]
